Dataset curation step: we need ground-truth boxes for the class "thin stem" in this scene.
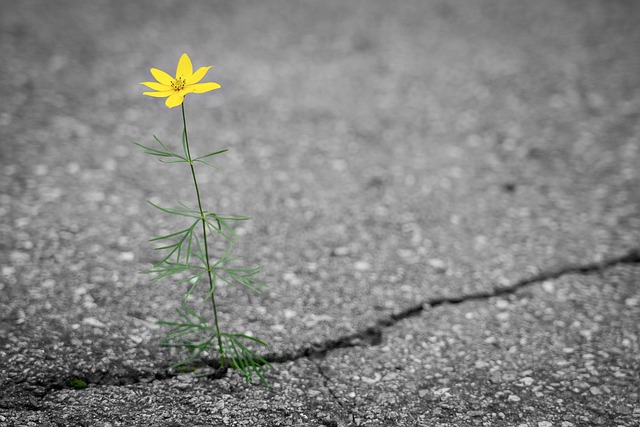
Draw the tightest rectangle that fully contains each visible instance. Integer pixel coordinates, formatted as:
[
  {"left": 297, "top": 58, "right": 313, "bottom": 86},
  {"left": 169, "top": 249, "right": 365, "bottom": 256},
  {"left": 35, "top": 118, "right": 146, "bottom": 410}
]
[{"left": 181, "top": 102, "right": 226, "bottom": 368}]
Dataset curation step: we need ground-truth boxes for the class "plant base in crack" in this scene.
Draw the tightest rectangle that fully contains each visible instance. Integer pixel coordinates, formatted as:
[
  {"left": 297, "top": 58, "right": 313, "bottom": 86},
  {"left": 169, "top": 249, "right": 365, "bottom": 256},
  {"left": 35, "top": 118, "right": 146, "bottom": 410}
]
[{"left": 136, "top": 53, "right": 272, "bottom": 386}]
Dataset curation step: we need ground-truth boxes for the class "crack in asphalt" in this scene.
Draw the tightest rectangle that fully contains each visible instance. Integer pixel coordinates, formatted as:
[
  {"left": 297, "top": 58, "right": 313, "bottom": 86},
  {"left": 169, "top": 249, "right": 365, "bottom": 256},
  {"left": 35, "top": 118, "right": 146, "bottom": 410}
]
[
  {"left": 266, "top": 248, "right": 640, "bottom": 363},
  {"left": 9, "top": 248, "right": 640, "bottom": 398},
  {"left": 308, "top": 355, "right": 356, "bottom": 427}
]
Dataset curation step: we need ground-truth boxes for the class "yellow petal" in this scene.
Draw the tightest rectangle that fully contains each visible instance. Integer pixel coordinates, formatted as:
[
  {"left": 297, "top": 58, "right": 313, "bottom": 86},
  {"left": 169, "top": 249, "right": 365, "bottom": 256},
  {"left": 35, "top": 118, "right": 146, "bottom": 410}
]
[
  {"left": 176, "top": 53, "right": 193, "bottom": 80},
  {"left": 165, "top": 92, "right": 185, "bottom": 108},
  {"left": 186, "top": 82, "right": 221, "bottom": 94},
  {"left": 140, "top": 81, "right": 171, "bottom": 91},
  {"left": 187, "top": 66, "right": 212, "bottom": 85},
  {"left": 143, "top": 90, "right": 173, "bottom": 98},
  {"left": 150, "top": 68, "right": 174, "bottom": 85}
]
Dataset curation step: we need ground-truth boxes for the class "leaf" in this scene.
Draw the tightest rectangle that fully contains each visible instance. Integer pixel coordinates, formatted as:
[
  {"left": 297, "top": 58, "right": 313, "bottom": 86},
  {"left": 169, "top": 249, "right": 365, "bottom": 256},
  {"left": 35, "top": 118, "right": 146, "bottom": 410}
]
[
  {"left": 193, "top": 148, "right": 229, "bottom": 161},
  {"left": 148, "top": 201, "right": 201, "bottom": 218},
  {"left": 132, "top": 143, "right": 173, "bottom": 158}
]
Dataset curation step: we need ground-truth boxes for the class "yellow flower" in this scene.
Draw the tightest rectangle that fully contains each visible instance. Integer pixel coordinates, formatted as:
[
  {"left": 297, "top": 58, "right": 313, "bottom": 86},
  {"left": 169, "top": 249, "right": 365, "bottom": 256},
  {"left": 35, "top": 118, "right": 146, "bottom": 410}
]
[{"left": 141, "top": 53, "right": 221, "bottom": 108}]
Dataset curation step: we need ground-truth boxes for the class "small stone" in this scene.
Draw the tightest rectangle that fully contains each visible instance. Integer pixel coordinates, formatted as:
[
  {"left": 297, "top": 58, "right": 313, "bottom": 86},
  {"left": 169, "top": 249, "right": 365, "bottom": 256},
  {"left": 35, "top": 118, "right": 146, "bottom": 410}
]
[
  {"left": 382, "top": 372, "right": 398, "bottom": 381},
  {"left": 520, "top": 377, "right": 534, "bottom": 386},
  {"left": 119, "top": 251, "right": 135, "bottom": 261},
  {"left": 82, "top": 317, "right": 106, "bottom": 328},
  {"left": 433, "top": 388, "right": 450, "bottom": 396},
  {"left": 354, "top": 261, "right": 370, "bottom": 271},
  {"left": 508, "top": 394, "right": 521, "bottom": 402},
  {"left": 589, "top": 386, "right": 602, "bottom": 395},
  {"left": 34, "top": 164, "right": 49, "bottom": 176},
  {"left": 283, "top": 272, "right": 302, "bottom": 286},
  {"left": 66, "top": 162, "right": 80, "bottom": 174},
  {"left": 283, "top": 309, "right": 297, "bottom": 319},
  {"left": 332, "top": 246, "right": 350, "bottom": 256},
  {"left": 561, "top": 422, "right": 574, "bottom": 427},
  {"left": 418, "top": 389, "right": 429, "bottom": 398},
  {"left": 496, "top": 312, "right": 510, "bottom": 321},
  {"left": 541, "top": 281, "right": 555, "bottom": 293},
  {"left": 427, "top": 258, "right": 447, "bottom": 272},
  {"left": 489, "top": 372, "right": 502, "bottom": 383},
  {"left": 42, "top": 279, "right": 56, "bottom": 288},
  {"left": 475, "top": 360, "right": 489, "bottom": 369},
  {"left": 85, "top": 191, "right": 105, "bottom": 202},
  {"left": 625, "top": 297, "right": 638, "bottom": 307},
  {"left": 495, "top": 299, "right": 510, "bottom": 309},
  {"left": 615, "top": 405, "right": 631, "bottom": 415},
  {"left": 538, "top": 422, "right": 553, "bottom": 427}
]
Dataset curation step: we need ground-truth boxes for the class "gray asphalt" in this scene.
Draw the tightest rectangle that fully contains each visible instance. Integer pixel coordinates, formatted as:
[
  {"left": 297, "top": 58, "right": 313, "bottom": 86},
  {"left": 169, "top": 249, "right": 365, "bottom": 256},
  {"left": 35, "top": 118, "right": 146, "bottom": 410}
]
[{"left": 1, "top": 1, "right": 639, "bottom": 426}]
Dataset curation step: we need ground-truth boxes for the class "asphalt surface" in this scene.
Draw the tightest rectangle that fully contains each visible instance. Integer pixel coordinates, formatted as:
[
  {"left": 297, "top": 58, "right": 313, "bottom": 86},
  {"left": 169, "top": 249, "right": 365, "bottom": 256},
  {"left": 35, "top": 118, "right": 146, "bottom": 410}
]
[{"left": 1, "top": 1, "right": 639, "bottom": 426}]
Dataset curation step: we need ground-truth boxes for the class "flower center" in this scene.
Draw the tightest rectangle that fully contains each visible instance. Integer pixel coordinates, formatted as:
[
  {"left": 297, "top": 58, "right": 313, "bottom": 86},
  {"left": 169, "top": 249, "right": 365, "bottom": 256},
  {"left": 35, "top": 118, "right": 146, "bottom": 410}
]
[{"left": 171, "top": 77, "right": 186, "bottom": 91}]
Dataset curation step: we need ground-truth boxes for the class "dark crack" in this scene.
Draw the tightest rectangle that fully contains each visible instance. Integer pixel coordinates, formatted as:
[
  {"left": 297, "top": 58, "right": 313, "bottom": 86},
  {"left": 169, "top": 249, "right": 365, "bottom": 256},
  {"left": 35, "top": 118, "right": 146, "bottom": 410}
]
[
  {"left": 308, "top": 355, "right": 356, "bottom": 427},
  {"left": 9, "top": 248, "right": 640, "bottom": 398}
]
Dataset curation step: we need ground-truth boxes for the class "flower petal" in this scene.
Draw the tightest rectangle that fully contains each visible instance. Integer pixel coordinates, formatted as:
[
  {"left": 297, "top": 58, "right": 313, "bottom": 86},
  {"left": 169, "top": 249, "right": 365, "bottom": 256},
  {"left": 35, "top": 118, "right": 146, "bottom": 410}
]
[
  {"left": 165, "top": 92, "right": 185, "bottom": 108},
  {"left": 187, "top": 66, "right": 212, "bottom": 85},
  {"left": 143, "top": 90, "right": 173, "bottom": 98},
  {"left": 150, "top": 68, "right": 174, "bottom": 85},
  {"left": 140, "top": 81, "right": 171, "bottom": 91},
  {"left": 186, "top": 82, "right": 221, "bottom": 94},
  {"left": 176, "top": 53, "right": 193, "bottom": 80}
]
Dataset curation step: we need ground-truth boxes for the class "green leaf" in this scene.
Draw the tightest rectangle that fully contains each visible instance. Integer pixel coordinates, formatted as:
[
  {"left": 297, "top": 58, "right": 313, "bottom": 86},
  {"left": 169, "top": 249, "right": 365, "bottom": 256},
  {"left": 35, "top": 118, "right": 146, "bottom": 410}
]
[
  {"left": 149, "top": 227, "right": 193, "bottom": 242},
  {"left": 193, "top": 148, "right": 228, "bottom": 161},
  {"left": 148, "top": 201, "right": 201, "bottom": 218},
  {"left": 154, "top": 135, "right": 185, "bottom": 160},
  {"left": 132, "top": 141, "right": 173, "bottom": 157},
  {"left": 230, "top": 333, "right": 269, "bottom": 347}
]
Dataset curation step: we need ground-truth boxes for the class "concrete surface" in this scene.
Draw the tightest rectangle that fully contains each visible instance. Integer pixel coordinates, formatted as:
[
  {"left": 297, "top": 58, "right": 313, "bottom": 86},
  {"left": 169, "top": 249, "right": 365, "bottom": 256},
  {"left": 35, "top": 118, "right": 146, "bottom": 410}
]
[{"left": 1, "top": 0, "right": 639, "bottom": 426}]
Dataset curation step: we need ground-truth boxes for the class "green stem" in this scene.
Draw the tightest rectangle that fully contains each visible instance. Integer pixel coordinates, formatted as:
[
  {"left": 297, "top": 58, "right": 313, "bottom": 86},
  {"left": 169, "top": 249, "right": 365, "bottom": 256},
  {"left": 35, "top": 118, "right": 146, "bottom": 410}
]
[{"left": 181, "top": 102, "right": 226, "bottom": 368}]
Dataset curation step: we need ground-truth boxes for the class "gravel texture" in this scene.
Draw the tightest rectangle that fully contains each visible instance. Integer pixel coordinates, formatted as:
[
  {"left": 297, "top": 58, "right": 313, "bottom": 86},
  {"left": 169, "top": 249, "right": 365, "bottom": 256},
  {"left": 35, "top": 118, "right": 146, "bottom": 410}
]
[{"left": 1, "top": 0, "right": 639, "bottom": 426}]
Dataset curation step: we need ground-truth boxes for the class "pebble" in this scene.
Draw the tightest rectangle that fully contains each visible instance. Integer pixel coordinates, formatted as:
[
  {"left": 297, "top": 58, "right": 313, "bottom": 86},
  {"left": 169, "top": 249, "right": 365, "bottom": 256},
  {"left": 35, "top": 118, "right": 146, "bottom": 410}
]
[
  {"left": 283, "top": 272, "right": 302, "bottom": 286},
  {"left": 427, "top": 258, "right": 447, "bottom": 272},
  {"left": 541, "top": 280, "right": 555, "bottom": 293},
  {"left": 361, "top": 373, "right": 381, "bottom": 384},
  {"left": 489, "top": 372, "right": 502, "bottom": 383},
  {"left": 66, "top": 162, "right": 80, "bottom": 174},
  {"left": 520, "top": 377, "right": 534, "bottom": 386},
  {"left": 332, "top": 246, "right": 350, "bottom": 256},
  {"left": 538, "top": 422, "right": 553, "bottom": 427},
  {"left": 589, "top": 386, "right": 602, "bottom": 395},
  {"left": 34, "top": 164, "right": 49, "bottom": 176},
  {"left": 82, "top": 317, "right": 106, "bottom": 328},
  {"left": 496, "top": 312, "right": 510, "bottom": 321},
  {"left": 615, "top": 405, "right": 631, "bottom": 415},
  {"left": 508, "top": 394, "right": 521, "bottom": 402},
  {"left": 354, "top": 261, "right": 370, "bottom": 271},
  {"left": 119, "top": 251, "right": 135, "bottom": 261},
  {"left": 283, "top": 309, "right": 297, "bottom": 319},
  {"left": 561, "top": 422, "right": 574, "bottom": 427},
  {"left": 475, "top": 360, "right": 489, "bottom": 369}
]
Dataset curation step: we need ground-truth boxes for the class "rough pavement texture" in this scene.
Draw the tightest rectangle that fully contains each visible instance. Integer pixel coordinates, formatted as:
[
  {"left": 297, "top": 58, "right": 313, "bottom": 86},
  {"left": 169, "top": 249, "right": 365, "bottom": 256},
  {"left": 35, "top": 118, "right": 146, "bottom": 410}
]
[{"left": 1, "top": 0, "right": 639, "bottom": 426}]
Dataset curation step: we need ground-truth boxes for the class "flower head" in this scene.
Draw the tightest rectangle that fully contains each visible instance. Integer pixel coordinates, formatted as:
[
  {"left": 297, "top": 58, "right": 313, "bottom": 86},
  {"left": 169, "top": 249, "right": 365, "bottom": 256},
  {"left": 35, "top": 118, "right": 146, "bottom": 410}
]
[{"left": 141, "top": 53, "right": 221, "bottom": 108}]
